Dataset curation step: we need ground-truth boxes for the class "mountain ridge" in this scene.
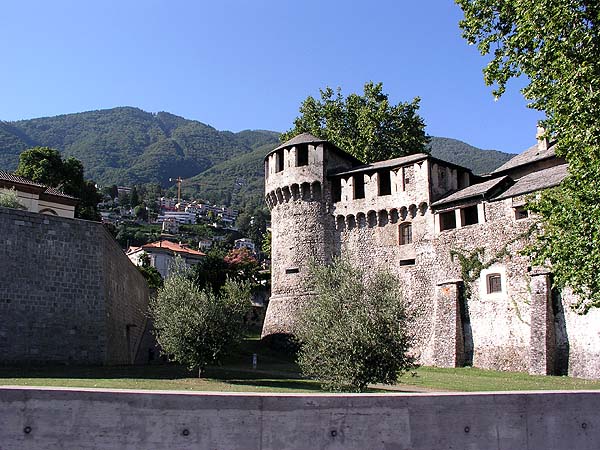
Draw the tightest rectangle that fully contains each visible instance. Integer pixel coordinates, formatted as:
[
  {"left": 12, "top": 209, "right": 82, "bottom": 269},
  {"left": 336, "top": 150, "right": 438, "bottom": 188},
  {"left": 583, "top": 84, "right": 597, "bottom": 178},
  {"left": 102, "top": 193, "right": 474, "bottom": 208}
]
[{"left": 0, "top": 107, "right": 515, "bottom": 209}]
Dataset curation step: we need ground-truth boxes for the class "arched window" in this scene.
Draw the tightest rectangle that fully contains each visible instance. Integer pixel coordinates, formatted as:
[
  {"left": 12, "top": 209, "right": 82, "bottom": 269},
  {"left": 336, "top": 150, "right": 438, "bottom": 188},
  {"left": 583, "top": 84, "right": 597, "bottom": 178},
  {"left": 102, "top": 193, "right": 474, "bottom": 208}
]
[
  {"left": 399, "top": 223, "right": 412, "bottom": 245},
  {"left": 39, "top": 208, "right": 58, "bottom": 216}
]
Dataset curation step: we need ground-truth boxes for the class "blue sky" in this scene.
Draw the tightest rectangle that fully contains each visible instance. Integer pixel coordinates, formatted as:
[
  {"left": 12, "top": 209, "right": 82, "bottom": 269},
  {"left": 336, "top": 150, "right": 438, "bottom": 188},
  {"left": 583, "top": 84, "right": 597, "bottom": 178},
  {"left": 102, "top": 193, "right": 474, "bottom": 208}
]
[{"left": 1, "top": 0, "right": 541, "bottom": 153}]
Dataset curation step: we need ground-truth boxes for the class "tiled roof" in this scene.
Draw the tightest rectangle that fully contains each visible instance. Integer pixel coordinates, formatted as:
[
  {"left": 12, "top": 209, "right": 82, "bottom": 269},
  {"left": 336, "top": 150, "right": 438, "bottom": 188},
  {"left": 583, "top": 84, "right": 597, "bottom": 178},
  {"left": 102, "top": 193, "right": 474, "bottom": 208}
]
[
  {"left": 272, "top": 132, "right": 327, "bottom": 151},
  {"left": 431, "top": 176, "right": 511, "bottom": 208},
  {"left": 142, "top": 240, "right": 205, "bottom": 258},
  {"left": 492, "top": 142, "right": 556, "bottom": 174},
  {"left": 330, "top": 153, "right": 429, "bottom": 176},
  {"left": 0, "top": 170, "right": 46, "bottom": 188},
  {"left": 42, "top": 186, "right": 78, "bottom": 200},
  {"left": 493, "top": 164, "right": 568, "bottom": 201}
]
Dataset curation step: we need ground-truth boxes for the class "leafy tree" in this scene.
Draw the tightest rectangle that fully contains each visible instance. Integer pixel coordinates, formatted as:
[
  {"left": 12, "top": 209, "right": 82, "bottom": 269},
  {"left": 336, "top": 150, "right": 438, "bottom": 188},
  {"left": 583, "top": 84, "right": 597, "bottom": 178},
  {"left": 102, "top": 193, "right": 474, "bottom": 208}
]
[
  {"left": 295, "top": 258, "right": 416, "bottom": 392},
  {"left": 136, "top": 252, "right": 163, "bottom": 290},
  {"left": 281, "top": 81, "right": 430, "bottom": 163},
  {"left": 224, "top": 247, "right": 259, "bottom": 282},
  {"left": 456, "top": 0, "right": 600, "bottom": 312},
  {"left": 134, "top": 203, "right": 148, "bottom": 222},
  {"left": 149, "top": 261, "right": 251, "bottom": 377},
  {"left": 130, "top": 186, "right": 140, "bottom": 208},
  {"left": 0, "top": 188, "right": 26, "bottom": 209},
  {"left": 192, "top": 248, "right": 230, "bottom": 292},
  {"left": 15, "top": 146, "right": 101, "bottom": 221},
  {"left": 193, "top": 247, "right": 260, "bottom": 293},
  {"left": 15, "top": 146, "right": 66, "bottom": 187}
]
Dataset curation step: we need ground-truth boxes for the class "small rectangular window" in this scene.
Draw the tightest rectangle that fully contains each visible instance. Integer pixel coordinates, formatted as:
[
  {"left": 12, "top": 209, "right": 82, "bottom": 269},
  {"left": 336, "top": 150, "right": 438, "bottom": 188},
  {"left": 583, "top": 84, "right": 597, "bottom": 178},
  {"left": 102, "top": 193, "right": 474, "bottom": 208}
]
[
  {"left": 353, "top": 175, "right": 365, "bottom": 199},
  {"left": 276, "top": 150, "right": 284, "bottom": 172},
  {"left": 400, "top": 259, "right": 415, "bottom": 266},
  {"left": 514, "top": 206, "right": 529, "bottom": 220},
  {"left": 331, "top": 178, "right": 342, "bottom": 202},
  {"left": 487, "top": 274, "right": 502, "bottom": 294},
  {"left": 461, "top": 205, "right": 479, "bottom": 226},
  {"left": 399, "top": 223, "right": 412, "bottom": 245},
  {"left": 378, "top": 170, "right": 391, "bottom": 196},
  {"left": 296, "top": 144, "right": 309, "bottom": 167},
  {"left": 439, "top": 211, "right": 456, "bottom": 231},
  {"left": 285, "top": 268, "right": 299, "bottom": 274}
]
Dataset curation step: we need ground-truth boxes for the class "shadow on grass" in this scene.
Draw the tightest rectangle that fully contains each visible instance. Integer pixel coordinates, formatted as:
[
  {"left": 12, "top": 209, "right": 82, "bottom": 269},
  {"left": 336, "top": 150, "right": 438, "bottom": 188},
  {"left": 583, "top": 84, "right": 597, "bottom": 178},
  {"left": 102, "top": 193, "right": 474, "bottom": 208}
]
[
  {"left": 226, "top": 378, "right": 324, "bottom": 392},
  {"left": 0, "top": 364, "right": 194, "bottom": 381}
]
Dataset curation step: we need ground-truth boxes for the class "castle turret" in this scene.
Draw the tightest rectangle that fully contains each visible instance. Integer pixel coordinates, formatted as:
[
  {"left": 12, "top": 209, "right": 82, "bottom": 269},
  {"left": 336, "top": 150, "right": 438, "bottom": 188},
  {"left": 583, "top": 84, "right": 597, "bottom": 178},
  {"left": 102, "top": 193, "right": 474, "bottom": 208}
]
[{"left": 261, "top": 133, "right": 357, "bottom": 340}]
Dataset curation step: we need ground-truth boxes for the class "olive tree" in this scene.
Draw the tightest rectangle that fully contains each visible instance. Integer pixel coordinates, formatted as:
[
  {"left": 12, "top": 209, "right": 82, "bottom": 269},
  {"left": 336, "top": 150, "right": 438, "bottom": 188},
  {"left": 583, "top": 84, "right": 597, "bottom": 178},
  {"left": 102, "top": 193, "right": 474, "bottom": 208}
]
[
  {"left": 149, "top": 261, "right": 251, "bottom": 376},
  {"left": 295, "top": 258, "right": 416, "bottom": 392}
]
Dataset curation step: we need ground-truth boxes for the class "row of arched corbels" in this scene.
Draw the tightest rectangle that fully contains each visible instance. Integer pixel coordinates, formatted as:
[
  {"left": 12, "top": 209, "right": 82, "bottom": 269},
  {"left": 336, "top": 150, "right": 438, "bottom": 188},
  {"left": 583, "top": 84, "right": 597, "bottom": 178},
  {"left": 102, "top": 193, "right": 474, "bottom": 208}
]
[
  {"left": 265, "top": 181, "right": 322, "bottom": 209},
  {"left": 335, "top": 202, "right": 428, "bottom": 230}
]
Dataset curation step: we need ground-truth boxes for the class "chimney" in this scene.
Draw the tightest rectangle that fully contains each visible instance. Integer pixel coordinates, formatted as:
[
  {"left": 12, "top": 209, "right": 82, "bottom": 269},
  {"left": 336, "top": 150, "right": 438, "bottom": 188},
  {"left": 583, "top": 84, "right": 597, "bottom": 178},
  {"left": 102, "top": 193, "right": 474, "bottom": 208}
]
[{"left": 536, "top": 125, "right": 549, "bottom": 151}]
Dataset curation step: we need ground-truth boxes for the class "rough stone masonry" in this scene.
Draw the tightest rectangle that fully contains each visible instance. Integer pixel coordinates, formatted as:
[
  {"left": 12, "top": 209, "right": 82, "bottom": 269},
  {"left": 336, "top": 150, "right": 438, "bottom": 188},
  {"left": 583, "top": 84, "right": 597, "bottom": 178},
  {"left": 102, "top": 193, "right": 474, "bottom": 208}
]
[{"left": 262, "top": 132, "right": 600, "bottom": 379}]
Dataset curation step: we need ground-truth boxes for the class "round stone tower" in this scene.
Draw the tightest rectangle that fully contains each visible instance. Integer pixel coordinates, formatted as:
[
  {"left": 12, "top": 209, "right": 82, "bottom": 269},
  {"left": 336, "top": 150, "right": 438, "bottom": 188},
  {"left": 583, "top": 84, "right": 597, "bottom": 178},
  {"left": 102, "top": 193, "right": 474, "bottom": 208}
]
[{"left": 261, "top": 133, "right": 335, "bottom": 340}]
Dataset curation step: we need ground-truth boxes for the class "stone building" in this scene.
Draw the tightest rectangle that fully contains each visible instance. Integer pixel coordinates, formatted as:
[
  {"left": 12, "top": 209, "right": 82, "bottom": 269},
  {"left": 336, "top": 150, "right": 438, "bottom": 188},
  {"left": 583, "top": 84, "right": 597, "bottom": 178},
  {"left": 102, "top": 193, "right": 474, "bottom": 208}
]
[{"left": 262, "top": 132, "right": 600, "bottom": 379}]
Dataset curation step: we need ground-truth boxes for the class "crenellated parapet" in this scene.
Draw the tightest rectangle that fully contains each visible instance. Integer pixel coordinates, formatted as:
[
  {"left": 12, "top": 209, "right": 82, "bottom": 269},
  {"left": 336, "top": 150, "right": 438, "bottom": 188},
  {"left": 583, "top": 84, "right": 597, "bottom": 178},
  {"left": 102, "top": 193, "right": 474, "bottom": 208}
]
[{"left": 265, "top": 181, "right": 323, "bottom": 209}]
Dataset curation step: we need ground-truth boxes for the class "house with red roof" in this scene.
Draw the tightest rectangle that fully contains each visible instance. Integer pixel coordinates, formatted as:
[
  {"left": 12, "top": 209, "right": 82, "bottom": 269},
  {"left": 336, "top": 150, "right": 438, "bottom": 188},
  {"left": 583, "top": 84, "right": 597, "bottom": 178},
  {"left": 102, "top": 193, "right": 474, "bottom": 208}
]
[{"left": 126, "top": 239, "right": 205, "bottom": 278}]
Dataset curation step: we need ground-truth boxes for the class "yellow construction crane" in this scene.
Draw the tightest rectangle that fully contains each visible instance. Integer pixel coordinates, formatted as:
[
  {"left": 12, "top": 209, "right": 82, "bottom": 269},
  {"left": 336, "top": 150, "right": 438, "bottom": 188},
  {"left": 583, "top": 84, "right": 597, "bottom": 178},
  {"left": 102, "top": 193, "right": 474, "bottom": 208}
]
[{"left": 169, "top": 176, "right": 184, "bottom": 206}]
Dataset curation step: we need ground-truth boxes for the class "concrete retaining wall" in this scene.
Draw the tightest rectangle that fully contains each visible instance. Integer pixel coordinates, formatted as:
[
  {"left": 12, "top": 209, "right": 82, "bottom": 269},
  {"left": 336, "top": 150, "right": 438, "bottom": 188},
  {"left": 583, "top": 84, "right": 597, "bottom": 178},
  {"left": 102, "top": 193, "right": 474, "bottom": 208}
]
[{"left": 0, "top": 387, "right": 598, "bottom": 449}]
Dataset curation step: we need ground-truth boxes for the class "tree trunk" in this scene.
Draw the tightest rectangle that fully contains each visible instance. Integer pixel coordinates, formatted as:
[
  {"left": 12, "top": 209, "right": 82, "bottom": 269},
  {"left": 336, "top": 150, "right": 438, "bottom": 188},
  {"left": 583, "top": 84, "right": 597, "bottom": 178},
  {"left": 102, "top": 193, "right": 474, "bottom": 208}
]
[{"left": 198, "top": 366, "right": 202, "bottom": 378}]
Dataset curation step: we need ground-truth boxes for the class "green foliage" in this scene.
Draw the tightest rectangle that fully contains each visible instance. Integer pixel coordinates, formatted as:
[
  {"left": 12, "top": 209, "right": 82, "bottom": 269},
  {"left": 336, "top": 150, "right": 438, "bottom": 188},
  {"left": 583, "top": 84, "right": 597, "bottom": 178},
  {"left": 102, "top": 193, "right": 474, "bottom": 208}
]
[
  {"left": 450, "top": 227, "right": 533, "bottom": 297},
  {"left": 261, "top": 230, "right": 271, "bottom": 258},
  {"left": 192, "top": 248, "right": 230, "bottom": 292},
  {"left": 193, "top": 247, "right": 259, "bottom": 293},
  {"left": 450, "top": 248, "right": 487, "bottom": 298},
  {"left": 14, "top": 146, "right": 101, "bottom": 220},
  {"left": 0, "top": 188, "right": 26, "bottom": 209},
  {"left": 457, "top": 0, "right": 600, "bottom": 311},
  {"left": 526, "top": 186, "right": 600, "bottom": 312},
  {"left": 0, "top": 107, "right": 280, "bottom": 197},
  {"left": 281, "top": 82, "right": 430, "bottom": 163},
  {"left": 295, "top": 258, "right": 416, "bottom": 392},
  {"left": 149, "top": 262, "right": 251, "bottom": 375},
  {"left": 135, "top": 252, "right": 163, "bottom": 290}
]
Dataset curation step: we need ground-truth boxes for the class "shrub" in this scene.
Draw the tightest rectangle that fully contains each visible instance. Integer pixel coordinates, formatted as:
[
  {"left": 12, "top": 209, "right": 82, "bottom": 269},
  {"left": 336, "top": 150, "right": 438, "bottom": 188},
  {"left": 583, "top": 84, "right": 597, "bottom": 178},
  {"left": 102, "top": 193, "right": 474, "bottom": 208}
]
[
  {"left": 295, "top": 258, "right": 416, "bottom": 392},
  {"left": 0, "top": 188, "right": 26, "bottom": 210}
]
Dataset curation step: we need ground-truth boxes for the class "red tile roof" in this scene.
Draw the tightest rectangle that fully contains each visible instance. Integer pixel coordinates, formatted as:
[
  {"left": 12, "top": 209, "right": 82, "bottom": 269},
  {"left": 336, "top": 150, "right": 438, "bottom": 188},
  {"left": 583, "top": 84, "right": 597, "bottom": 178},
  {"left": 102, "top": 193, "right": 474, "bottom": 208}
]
[{"left": 142, "top": 240, "right": 205, "bottom": 258}]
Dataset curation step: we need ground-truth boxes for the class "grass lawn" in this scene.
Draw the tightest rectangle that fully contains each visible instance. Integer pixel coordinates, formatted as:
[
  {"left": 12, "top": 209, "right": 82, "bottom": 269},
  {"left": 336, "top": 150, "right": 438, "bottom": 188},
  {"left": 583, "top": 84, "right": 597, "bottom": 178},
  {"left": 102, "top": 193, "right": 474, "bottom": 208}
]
[
  {"left": 1, "top": 337, "right": 599, "bottom": 393},
  {"left": 397, "top": 366, "right": 600, "bottom": 392}
]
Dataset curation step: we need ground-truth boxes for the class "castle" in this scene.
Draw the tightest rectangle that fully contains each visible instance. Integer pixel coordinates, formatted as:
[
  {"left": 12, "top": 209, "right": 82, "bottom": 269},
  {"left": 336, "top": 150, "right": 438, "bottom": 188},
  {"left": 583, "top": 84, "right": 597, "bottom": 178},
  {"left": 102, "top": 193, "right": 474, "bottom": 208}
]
[{"left": 262, "top": 131, "right": 600, "bottom": 379}]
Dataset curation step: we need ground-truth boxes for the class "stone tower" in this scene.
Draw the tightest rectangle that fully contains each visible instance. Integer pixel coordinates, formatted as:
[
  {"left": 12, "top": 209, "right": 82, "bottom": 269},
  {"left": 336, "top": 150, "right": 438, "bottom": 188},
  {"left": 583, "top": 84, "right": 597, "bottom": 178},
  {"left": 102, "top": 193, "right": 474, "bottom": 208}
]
[{"left": 261, "top": 133, "right": 356, "bottom": 339}]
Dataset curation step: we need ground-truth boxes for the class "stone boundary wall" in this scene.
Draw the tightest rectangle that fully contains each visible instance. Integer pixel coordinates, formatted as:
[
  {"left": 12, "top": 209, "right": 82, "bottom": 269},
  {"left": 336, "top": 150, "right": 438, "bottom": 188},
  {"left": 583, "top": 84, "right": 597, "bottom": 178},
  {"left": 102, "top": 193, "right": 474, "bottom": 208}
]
[
  {"left": 0, "top": 387, "right": 598, "bottom": 449},
  {"left": 0, "top": 207, "right": 149, "bottom": 364}
]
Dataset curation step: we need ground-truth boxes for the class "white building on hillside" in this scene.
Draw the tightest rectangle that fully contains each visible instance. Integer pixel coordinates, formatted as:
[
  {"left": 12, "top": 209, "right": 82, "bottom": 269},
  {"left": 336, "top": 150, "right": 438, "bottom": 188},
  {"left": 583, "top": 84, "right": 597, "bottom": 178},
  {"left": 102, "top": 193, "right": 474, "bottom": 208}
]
[{"left": 126, "top": 240, "right": 205, "bottom": 279}]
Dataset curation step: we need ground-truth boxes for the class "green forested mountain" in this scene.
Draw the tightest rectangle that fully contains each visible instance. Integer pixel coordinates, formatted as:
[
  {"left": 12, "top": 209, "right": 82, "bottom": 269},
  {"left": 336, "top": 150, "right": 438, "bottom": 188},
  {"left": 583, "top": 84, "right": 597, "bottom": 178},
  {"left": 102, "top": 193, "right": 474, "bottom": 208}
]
[
  {"left": 0, "top": 107, "right": 515, "bottom": 209},
  {"left": 0, "top": 107, "right": 280, "bottom": 187},
  {"left": 428, "top": 137, "right": 513, "bottom": 175}
]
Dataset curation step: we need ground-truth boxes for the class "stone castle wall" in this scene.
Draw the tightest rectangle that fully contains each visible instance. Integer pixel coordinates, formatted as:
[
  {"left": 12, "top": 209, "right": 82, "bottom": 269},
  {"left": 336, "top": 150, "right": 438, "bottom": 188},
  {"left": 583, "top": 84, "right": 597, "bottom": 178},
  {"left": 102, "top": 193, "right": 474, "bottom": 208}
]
[
  {"left": 263, "top": 141, "right": 600, "bottom": 379},
  {"left": 331, "top": 194, "right": 600, "bottom": 378},
  {"left": 0, "top": 207, "right": 149, "bottom": 364}
]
